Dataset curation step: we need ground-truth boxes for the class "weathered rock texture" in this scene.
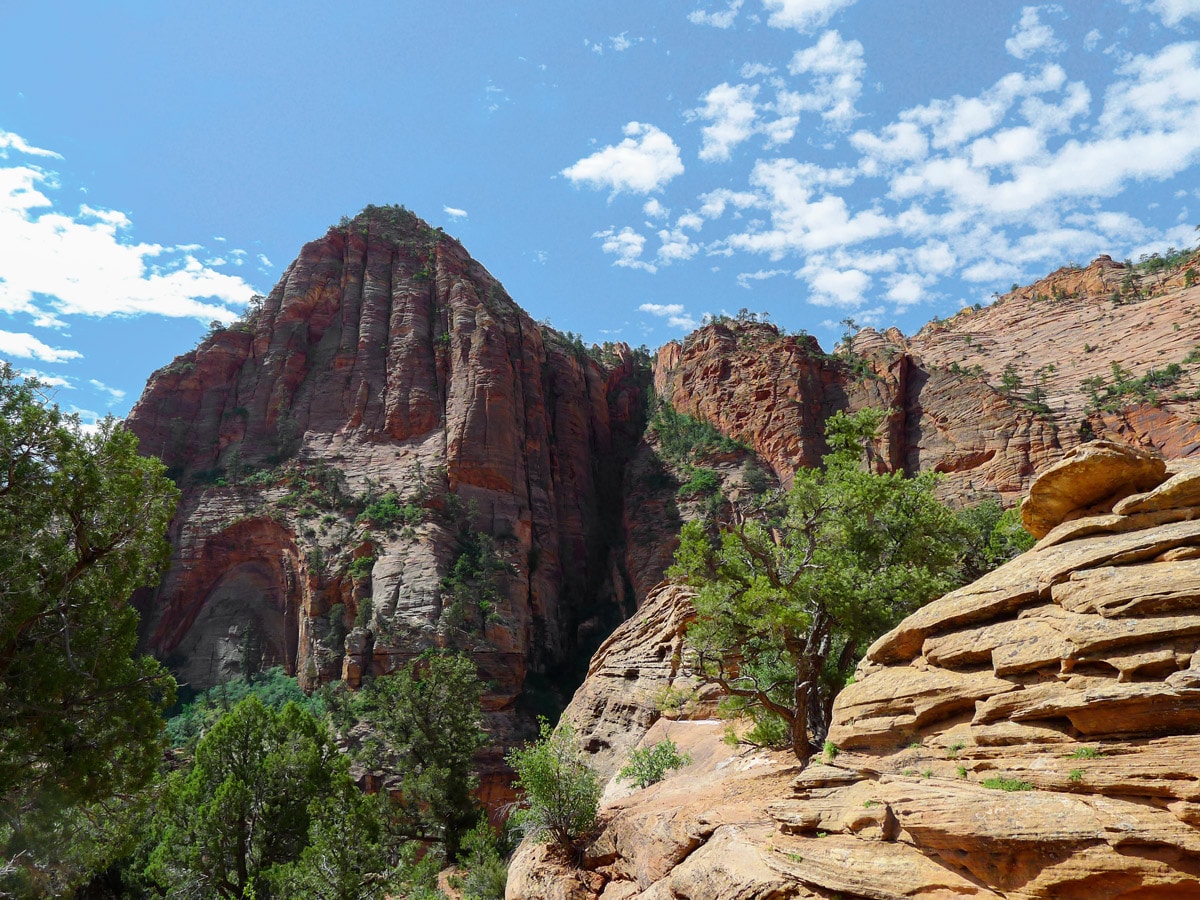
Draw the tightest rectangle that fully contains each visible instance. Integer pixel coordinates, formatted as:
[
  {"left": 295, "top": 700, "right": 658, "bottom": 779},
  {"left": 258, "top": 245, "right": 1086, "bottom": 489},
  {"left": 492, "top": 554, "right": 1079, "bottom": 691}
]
[
  {"left": 127, "top": 207, "right": 652, "bottom": 770},
  {"left": 510, "top": 443, "right": 1200, "bottom": 898},
  {"left": 654, "top": 251, "right": 1200, "bottom": 506}
]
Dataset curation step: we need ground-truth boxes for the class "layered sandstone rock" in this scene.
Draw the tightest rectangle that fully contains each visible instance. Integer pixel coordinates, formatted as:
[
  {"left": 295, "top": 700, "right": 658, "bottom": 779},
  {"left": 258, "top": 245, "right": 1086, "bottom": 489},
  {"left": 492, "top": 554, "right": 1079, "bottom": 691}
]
[
  {"left": 509, "top": 443, "right": 1200, "bottom": 898},
  {"left": 127, "top": 207, "right": 650, "bottom": 763},
  {"left": 653, "top": 251, "right": 1200, "bottom": 507}
]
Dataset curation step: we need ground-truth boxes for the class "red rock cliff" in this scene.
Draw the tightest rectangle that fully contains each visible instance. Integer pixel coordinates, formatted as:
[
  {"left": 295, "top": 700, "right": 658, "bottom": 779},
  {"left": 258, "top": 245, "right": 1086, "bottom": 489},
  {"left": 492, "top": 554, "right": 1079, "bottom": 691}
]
[
  {"left": 127, "top": 207, "right": 647, "bottom": 765},
  {"left": 654, "top": 250, "right": 1200, "bottom": 507}
]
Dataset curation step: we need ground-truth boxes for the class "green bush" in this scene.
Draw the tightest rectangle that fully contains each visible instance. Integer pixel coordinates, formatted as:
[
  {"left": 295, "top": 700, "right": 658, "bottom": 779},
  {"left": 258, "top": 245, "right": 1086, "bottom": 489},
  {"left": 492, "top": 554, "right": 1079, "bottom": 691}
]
[
  {"left": 349, "top": 554, "right": 376, "bottom": 580},
  {"left": 677, "top": 466, "right": 721, "bottom": 499},
  {"left": 165, "top": 667, "right": 321, "bottom": 748},
  {"left": 981, "top": 776, "right": 1034, "bottom": 791},
  {"left": 618, "top": 738, "right": 692, "bottom": 789},
  {"left": 506, "top": 718, "right": 602, "bottom": 851},
  {"left": 356, "top": 491, "right": 424, "bottom": 528},
  {"left": 647, "top": 394, "right": 746, "bottom": 466}
]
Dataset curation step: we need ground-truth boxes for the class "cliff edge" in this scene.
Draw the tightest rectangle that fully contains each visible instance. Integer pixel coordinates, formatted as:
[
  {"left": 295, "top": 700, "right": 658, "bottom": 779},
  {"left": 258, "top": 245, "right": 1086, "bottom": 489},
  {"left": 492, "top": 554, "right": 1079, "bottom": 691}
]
[{"left": 510, "top": 441, "right": 1200, "bottom": 898}]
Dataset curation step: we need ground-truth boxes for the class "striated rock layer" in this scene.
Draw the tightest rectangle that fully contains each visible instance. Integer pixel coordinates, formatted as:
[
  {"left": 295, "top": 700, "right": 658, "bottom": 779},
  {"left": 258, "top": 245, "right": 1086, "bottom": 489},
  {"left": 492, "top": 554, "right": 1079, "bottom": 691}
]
[
  {"left": 509, "top": 444, "right": 1200, "bottom": 898},
  {"left": 127, "top": 207, "right": 650, "bottom": 768},
  {"left": 654, "top": 250, "right": 1200, "bottom": 506}
]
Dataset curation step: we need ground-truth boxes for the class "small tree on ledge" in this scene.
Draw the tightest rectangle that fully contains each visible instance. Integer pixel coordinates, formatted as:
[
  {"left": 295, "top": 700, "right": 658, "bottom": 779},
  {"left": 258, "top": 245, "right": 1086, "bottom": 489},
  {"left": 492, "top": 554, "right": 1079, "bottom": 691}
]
[{"left": 670, "top": 408, "right": 967, "bottom": 760}]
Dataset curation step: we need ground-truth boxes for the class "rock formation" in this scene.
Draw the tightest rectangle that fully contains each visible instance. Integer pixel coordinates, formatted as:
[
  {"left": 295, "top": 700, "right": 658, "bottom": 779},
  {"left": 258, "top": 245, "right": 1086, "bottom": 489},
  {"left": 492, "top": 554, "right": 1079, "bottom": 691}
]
[
  {"left": 510, "top": 442, "right": 1200, "bottom": 898},
  {"left": 126, "top": 206, "right": 653, "bottom": 777},
  {"left": 654, "top": 250, "right": 1200, "bottom": 507}
]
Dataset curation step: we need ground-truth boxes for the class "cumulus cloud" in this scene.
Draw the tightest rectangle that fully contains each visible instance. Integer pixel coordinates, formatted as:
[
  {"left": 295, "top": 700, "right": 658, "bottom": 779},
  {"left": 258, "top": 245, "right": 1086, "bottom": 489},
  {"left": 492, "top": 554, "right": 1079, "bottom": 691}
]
[
  {"left": 689, "top": 0, "right": 744, "bottom": 28},
  {"left": 1006, "top": 6, "right": 1066, "bottom": 60},
  {"left": 640, "top": 302, "right": 699, "bottom": 330},
  {"left": 695, "top": 83, "right": 761, "bottom": 161},
  {"left": 595, "top": 226, "right": 657, "bottom": 272},
  {"left": 803, "top": 264, "right": 872, "bottom": 306},
  {"left": 443, "top": 206, "right": 468, "bottom": 219},
  {"left": 562, "top": 122, "right": 685, "bottom": 194},
  {"left": 0, "top": 152, "right": 258, "bottom": 335},
  {"left": 643, "top": 198, "right": 670, "bottom": 219},
  {"left": 0, "top": 329, "right": 82, "bottom": 363},
  {"left": 726, "top": 158, "right": 888, "bottom": 258},
  {"left": 762, "top": 0, "right": 858, "bottom": 32},
  {"left": 1120, "top": 0, "right": 1200, "bottom": 27},
  {"left": 785, "top": 30, "right": 866, "bottom": 130}
]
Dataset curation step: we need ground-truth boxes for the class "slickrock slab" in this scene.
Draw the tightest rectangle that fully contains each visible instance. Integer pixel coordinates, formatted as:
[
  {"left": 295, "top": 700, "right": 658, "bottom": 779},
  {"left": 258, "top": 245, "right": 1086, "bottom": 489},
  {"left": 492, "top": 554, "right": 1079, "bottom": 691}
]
[
  {"left": 1115, "top": 462, "right": 1200, "bottom": 515},
  {"left": 513, "top": 439, "right": 1200, "bottom": 898},
  {"left": 1021, "top": 441, "right": 1166, "bottom": 538},
  {"left": 1053, "top": 560, "right": 1200, "bottom": 617}
]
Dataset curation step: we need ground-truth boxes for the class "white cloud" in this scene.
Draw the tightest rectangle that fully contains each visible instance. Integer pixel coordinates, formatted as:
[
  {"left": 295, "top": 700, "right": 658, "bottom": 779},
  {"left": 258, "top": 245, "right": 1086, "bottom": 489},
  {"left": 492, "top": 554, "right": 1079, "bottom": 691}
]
[
  {"left": 639, "top": 303, "right": 685, "bottom": 316},
  {"left": 689, "top": 0, "right": 744, "bottom": 28},
  {"left": 786, "top": 30, "right": 866, "bottom": 130},
  {"left": 20, "top": 368, "right": 73, "bottom": 389},
  {"left": 610, "top": 32, "right": 642, "bottom": 51},
  {"left": 656, "top": 227, "right": 700, "bottom": 263},
  {"left": 852, "top": 122, "right": 929, "bottom": 169},
  {"left": 562, "top": 122, "right": 685, "bottom": 194},
  {"left": 443, "top": 206, "right": 468, "bottom": 219},
  {"left": 0, "top": 329, "right": 82, "bottom": 363},
  {"left": 1120, "top": 0, "right": 1200, "bottom": 27},
  {"left": 643, "top": 199, "right": 670, "bottom": 219},
  {"left": 736, "top": 268, "right": 791, "bottom": 288},
  {"left": 695, "top": 83, "right": 761, "bottom": 162},
  {"left": 88, "top": 378, "right": 126, "bottom": 402},
  {"left": 726, "top": 158, "right": 889, "bottom": 257},
  {"left": 740, "top": 62, "right": 775, "bottom": 79},
  {"left": 762, "top": 0, "right": 857, "bottom": 32},
  {"left": 1083, "top": 28, "right": 1102, "bottom": 51},
  {"left": 595, "top": 226, "right": 657, "bottom": 272},
  {"left": 0, "top": 129, "right": 61, "bottom": 159},
  {"left": 639, "top": 302, "right": 699, "bottom": 330},
  {"left": 803, "top": 264, "right": 871, "bottom": 306},
  {"left": 0, "top": 155, "right": 258, "bottom": 334},
  {"left": 698, "top": 188, "right": 759, "bottom": 219},
  {"left": 1006, "top": 6, "right": 1066, "bottom": 60}
]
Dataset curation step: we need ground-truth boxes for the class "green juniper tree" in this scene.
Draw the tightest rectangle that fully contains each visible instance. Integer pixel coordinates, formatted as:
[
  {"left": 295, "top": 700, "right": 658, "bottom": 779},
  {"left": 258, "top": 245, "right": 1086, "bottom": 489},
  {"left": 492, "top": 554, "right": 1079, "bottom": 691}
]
[
  {"left": 671, "top": 408, "right": 969, "bottom": 760},
  {"left": 333, "top": 651, "right": 488, "bottom": 861},
  {"left": 0, "top": 364, "right": 179, "bottom": 894}
]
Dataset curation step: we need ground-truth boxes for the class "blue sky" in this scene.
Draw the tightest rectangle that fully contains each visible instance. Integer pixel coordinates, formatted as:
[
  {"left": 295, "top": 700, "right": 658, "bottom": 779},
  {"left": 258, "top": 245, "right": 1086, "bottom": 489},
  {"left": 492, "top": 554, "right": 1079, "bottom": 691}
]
[{"left": 1, "top": 0, "right": 1198, "bottom": 422}]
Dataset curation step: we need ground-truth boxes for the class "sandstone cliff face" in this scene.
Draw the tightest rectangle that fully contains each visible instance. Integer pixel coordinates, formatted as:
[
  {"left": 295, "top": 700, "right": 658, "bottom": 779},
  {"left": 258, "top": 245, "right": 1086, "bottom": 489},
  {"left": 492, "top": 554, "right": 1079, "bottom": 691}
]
[
  {"left": 128, "top": 207, "right": 647, "bottom": 753},
  {"left": 511, "top": 443, "right": 1200, "bottom": 899},
  {"left": 653, "top": 251, "right": 1200, "bottom": 507}
]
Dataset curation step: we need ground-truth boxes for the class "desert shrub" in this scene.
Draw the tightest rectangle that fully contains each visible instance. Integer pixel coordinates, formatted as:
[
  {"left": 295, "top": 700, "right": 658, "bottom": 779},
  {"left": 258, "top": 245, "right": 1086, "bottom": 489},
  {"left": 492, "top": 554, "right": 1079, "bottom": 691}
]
[
  {"left": 506, "top": 719, "right": 601, "bottom": 851},
  {"left": 618, "top": 739, "right": 692, "bottom": 789}
]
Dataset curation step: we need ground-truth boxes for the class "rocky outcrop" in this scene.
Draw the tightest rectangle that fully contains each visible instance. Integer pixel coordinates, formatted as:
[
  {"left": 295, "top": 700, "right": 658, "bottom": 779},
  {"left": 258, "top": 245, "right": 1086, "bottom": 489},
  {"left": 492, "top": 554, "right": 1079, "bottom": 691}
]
[
  {"left": 509, "top": 442, "right": 1200, "bottom": 898},
  {"left": 653, "top": 251, "right": 1200, "bottom": 506},
  {"left": 127, "top": 207, "right": 650, "bottom": 762}
]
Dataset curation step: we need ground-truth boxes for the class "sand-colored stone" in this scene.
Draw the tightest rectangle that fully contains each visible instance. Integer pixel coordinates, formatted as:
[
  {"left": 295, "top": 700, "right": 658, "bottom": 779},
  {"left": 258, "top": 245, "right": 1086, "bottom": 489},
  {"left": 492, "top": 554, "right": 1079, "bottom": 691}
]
[
  {"left": 1052, "top": 560, "right": 1200, "bottom": 617},
  {"left": 1115, "top": 462, "right": 1200, "bottom": 515},
  {"left": 1020, "top": 441, "right": 1167, "bottom": 538}
]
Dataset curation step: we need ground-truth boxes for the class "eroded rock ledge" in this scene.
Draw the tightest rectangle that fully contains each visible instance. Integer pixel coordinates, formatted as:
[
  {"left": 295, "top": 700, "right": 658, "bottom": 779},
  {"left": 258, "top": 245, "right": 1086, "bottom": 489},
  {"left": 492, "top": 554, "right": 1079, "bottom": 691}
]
[{"left": 510, "top": 443, "right": 1200, "bottom": 899}]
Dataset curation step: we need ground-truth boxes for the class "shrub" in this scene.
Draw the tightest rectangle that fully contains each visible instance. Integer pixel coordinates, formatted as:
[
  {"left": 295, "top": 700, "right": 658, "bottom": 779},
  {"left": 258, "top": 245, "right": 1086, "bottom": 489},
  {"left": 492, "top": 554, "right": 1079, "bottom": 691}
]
[
  {"left": 618, "top": 739, "right": 692, "bottom": 789},
  {"left": 981, "top": 777, "right": 1034, "bottom": 791},
  {"left": 506, "top": 718, "right": 602, "bottom": 851},
  {"left": 677, "top": 466, "right": 721, "bottom": 499},
  {"left": 349, "top": 554, "right": 376, "bottom": 580},
  {"left": 356, "top": 491, "right": 424, "bottom": 529}
]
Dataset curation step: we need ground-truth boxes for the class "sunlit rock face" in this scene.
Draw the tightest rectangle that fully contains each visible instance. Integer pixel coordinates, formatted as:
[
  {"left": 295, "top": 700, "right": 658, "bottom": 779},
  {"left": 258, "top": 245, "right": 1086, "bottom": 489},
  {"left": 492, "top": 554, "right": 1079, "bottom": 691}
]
[
  {"left": 508, "top": 444, "right": 1200, "bottom": 899},
  {"left": 655, "top": 252, "right": 1200, "bottom": 509},
  {"left": 126, "top": 208, "right": 650, "bottom": 781}
]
